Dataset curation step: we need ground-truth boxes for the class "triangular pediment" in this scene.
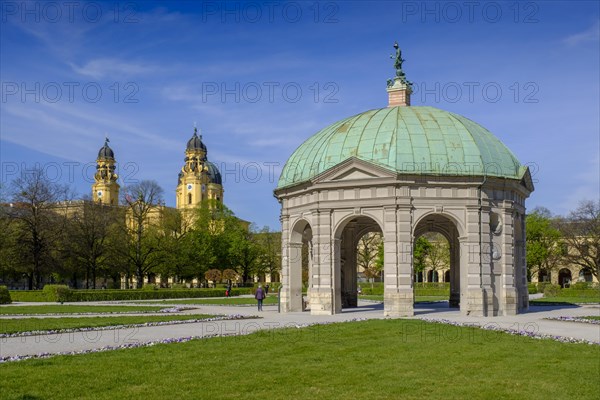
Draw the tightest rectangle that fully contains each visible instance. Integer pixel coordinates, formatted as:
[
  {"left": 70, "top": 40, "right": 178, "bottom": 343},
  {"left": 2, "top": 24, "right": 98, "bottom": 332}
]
[
  {"left": 520, "top": 166, "right": 535, "bottom": 192},
  {"left": 312, "top": 157, "right": 396, "bottom": 184}
]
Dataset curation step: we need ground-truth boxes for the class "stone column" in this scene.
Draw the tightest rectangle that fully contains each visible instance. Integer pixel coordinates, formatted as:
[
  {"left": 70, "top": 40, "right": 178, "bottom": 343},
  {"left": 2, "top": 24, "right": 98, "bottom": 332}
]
[
  {"left": 463, "top": 204, "right": 491, "bottom": 316},
  {"left": 310, "top": 210, "right": 337, "bottom": 315},
  {"left": 500, "top": 206, "right": 518, "bottom": 315},
  {"left": 281, "top": 242, "right": 303, "bottom": 312},
  {"left": 341, "top": 223, "right": 358, "bottom": 308},
  {"left": 449, "top": 229, "right": 461, "bottom": 307},
  {"left": 384, "top": 204, "right": 414, "bottom": 317}
]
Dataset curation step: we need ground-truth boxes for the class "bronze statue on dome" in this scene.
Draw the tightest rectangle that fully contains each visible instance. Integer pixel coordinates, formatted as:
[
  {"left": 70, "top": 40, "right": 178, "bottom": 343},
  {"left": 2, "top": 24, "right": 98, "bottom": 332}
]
[{"left": 388, "top": 41, "right": 411, "bottom": 87}]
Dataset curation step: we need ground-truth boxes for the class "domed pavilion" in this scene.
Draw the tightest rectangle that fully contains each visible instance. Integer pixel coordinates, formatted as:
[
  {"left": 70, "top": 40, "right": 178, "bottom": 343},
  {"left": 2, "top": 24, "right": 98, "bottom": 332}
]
[{"left": 274, "top": 44, "right": 534, "bottom": 317}]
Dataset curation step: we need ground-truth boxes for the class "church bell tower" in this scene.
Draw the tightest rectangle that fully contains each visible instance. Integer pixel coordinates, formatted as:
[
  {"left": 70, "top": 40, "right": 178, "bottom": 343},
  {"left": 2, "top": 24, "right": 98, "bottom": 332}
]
[
  {"left": 176, "top": 127, "right": 223, "bottom": 210},
  {"left": 92, "top": 138, "right": 120, "bottom": 205}
]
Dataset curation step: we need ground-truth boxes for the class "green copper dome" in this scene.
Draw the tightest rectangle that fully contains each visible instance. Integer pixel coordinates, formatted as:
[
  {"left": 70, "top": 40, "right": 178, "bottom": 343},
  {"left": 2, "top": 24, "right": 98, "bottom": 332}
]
[{"left": 277, "top": 106, "right": 527, "bottom": 189}]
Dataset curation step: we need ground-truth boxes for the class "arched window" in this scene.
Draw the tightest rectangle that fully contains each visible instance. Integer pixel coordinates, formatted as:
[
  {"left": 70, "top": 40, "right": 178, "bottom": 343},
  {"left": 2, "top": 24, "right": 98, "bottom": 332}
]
[{"left": 188, "top": 193, "right": 192, "bottom": 204}]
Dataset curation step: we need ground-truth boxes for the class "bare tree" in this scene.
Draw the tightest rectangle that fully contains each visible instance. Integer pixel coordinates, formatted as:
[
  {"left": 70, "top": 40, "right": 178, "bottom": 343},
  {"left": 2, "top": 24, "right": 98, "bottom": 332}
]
[
  {"left": 559, "top": 200, "right": 600, "bottom": 280},
  {"left": 425, "top": 233, "right": 450, "bottom": 273},
  {"left": 119, "top": 180, "right": 165, "bottom": 288},
  {"left": 205, "top": 269, "right": 222, "bottom": 287},
  {"left": 357, "top": 232, "right": 383, "bottom": 288},
  {"left": 7, "top": 168, "right": 71, "bottom": 289},
  {"left": 67, "top": 198, "right": 121, "bottom": 288}
]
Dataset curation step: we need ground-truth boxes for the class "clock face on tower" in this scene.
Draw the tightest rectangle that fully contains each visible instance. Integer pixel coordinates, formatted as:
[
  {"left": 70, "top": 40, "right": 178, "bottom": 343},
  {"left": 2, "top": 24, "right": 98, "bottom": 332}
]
[
  {"left": 187, "top": 184, "right": 193, "bottom": 191},
  {"left": 97, "top": 190, "right": 103, "bottom": 197}
]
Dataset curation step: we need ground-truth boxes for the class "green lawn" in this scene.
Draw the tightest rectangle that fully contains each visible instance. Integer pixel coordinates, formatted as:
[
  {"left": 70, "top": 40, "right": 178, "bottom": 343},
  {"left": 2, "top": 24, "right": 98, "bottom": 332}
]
[
  {"left": 583, "top": 316, "right": 600, "bottom": 321},
  {"left": 530, "top": 297, "right": 600, "bottom": 305},
  {"left": 359, "top": 295, "right": 448, "bottom": 303},
  {"left": 0, "top": 315, "right": 214, "bottom": 335},
  {"left": 139, "top": 296, "right": 279, "bottom": 305},
  {"left": 0, "top": 319, "right": 598, "bottom": 399},
  {"left": 0, "top": 305, "right": 170, "bottom": 315}
]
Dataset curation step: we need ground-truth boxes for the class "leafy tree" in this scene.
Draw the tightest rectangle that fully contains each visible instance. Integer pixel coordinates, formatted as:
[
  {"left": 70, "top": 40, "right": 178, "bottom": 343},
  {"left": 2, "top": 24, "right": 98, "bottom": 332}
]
[
  {"left": 254, "top": 226, "right": 281, "bottom": 282},
  {"left": 558, "top": 200, "right": 600, "bottom": 280},
  {"left": 526, "top": 207, "right": 562, "bottom": 281},
  {"left": 6, "top": 168, "right": 71, "bottom": 289},
  {"left": 229, "top": 224, "right": 261, "bottom": 283},
  {"left": 413, "top": 236, "right": 432, "bottom": 282}
]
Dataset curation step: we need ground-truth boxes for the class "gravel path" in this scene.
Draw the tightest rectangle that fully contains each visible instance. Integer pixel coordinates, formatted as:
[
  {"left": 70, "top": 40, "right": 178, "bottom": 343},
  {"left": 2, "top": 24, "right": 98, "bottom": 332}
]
[{"left": 1, "top": 301, "right": 598, "bottom": 360}]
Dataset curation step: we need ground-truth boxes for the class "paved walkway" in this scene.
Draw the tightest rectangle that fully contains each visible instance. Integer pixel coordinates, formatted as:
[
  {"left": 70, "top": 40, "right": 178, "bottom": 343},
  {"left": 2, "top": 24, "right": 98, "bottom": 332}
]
[{"left": 1, "top": 301, "right": 598, "bottom": 359}]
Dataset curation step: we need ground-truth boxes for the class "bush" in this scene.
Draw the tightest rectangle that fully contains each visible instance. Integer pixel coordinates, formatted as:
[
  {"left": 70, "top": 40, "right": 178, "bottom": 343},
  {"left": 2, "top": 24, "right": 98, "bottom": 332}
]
[
  {"left": 543, "top": 284, "right": 561, "bottom": 297},
  {"left": 571, "top": 282, "right": 590, "bottom": 290},
  {"left": 536, "top": 282, "right": 549, "bottom": 294},
  {"left": 0, "top": 285, "right": 11, "bottom": 304},
  {"left": 42, "top": 285, "right": 72, "bottom": 302},
  {"left": 528, "top": 284, "right": 538, "bottom": 294}
]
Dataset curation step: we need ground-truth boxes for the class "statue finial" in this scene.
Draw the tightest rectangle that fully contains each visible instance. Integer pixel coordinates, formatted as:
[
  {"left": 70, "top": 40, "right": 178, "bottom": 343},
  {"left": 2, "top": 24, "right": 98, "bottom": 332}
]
[
  {"left": 388, "top": 41, "right": 410, "bottom": 88},
  {"left": 105, "top": 136, "right": 110, "bottom": 145}
]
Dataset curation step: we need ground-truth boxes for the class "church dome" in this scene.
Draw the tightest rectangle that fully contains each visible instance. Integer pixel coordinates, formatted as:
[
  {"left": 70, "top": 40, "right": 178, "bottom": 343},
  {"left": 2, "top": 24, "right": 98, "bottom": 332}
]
[
  {"left": 98, "top": 138, "right": 114, "bottom": 159},
  {"left": 277, "top": 106, "right": 527, "bottom": 189},
  {"left": 206, "top": 161, "right": 222, "bottom": 185},
  {"left": 187, "top": 128, "right": 207, "bottom": 152}
]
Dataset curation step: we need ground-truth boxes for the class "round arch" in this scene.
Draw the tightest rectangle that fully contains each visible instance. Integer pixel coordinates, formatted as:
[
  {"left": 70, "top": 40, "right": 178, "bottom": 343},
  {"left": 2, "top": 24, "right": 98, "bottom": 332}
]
[
  {"left": 334, "top": 213, "right": 384, "bottom": 241},
  {"left": 413, "top": 213, "right": 462, "bottom": 308},
  {"left": 332, "top": 214, "right": 383, "bottom": 312},
  {"left": 285, "top": 218, "right": 313, "bottom": 312},
  {"left": 558, "top": 268, "right": 572, "bottom": 288}
]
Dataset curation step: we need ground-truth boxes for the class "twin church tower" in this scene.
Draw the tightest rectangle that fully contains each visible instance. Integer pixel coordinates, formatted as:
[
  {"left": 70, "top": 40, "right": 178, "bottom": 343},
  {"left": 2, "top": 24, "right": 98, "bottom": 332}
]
[{"left": 91, "top": 128, "right": 223, "bottom": 208}]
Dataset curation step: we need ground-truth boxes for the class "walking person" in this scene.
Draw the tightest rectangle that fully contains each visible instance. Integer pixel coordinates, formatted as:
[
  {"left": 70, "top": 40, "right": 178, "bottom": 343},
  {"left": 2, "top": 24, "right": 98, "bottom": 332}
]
[{"left": 255, "top": 284, "right": 266, "bottom": 311}]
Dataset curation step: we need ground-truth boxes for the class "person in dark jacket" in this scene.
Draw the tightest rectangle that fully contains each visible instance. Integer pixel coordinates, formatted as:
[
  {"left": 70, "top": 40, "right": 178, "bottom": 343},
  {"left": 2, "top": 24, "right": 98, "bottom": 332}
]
[{"left": 255, "top": 285, "right": 266, "bottom": 311}]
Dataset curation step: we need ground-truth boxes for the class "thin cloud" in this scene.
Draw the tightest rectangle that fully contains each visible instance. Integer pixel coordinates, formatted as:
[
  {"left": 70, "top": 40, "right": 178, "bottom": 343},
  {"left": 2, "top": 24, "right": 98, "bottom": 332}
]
[
  {"left": 562, "top": 21, "right": 600, "bottom": 46},
  {"left": 69, "top": 59, "right": 157, "bottom": 79}
]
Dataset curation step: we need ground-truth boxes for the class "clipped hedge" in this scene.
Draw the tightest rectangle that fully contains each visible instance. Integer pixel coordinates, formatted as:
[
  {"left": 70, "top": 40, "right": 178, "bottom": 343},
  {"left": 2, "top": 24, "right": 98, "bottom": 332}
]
[
  {"left": 9, "top": 290, "right": 46, "bottom": 302},
  {"left": 8, "top": 287, "right": 256, "bottom": 302},
  {"left": 0, "top": 285, "right": 11, "bottom": 304},
  {"left": 557, "top": 288, "right": 600, "bottom": 298},
  {"left": 69, "top": 288, "right": 245, "bottom": 302}
]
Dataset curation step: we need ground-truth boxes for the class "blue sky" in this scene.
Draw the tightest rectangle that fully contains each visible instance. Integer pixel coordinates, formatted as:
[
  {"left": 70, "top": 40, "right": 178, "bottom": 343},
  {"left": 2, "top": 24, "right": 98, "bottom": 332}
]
[{"left": 1, "top": 0, "right": 598, "bottom": 229}]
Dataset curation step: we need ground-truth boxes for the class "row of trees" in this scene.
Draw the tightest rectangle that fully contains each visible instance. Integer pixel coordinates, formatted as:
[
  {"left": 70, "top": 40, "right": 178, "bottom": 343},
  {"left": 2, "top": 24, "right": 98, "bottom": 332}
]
[
  {"left": 356, "top": 232, "right": 450, "bottom": 286},
  {"left": 526, "top": 200, "right": 600, "bottom": 282},
  {"left": 341, "top": 200, "right": 599, "bottom": 286},
  {"left": 0, "top": 169, "right": 281, "bottom": 290}
]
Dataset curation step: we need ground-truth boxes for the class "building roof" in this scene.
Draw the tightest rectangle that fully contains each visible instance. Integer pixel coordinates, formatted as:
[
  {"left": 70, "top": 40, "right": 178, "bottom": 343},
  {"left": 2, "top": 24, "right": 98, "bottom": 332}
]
[
  {"left": 187, "top": 128, "right": 207, "bottom": 153},
  {"left": 206, "top": 161, "right": 222, "bottom": 185},
  {"left": 98, "top": 138, "right": 115, "bottom": 159},
  {"left": 277, "top": 106, "right": 527, "bottom": 189}
]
